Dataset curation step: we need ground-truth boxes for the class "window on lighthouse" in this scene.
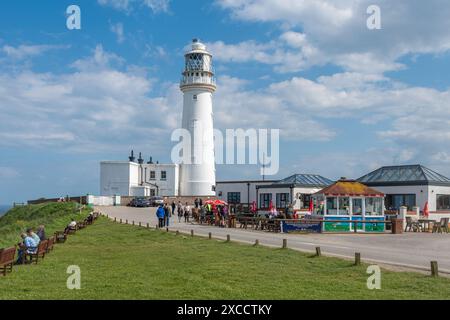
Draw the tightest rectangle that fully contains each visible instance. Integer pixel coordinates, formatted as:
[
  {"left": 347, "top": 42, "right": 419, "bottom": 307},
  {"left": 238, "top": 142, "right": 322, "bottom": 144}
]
[{"left": 193, "top": 95, "right": 197, "bottom": 100}]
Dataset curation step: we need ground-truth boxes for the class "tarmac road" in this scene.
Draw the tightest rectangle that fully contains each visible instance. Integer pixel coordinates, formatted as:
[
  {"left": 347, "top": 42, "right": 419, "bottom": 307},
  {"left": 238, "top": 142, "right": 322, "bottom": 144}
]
[{"left": 97, "top": 206, "right": 450, "bottom": 275}]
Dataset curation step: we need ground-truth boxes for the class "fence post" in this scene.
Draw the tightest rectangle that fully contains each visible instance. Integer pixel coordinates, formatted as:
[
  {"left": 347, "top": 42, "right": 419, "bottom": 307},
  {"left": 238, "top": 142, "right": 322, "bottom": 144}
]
[
  {"left": 126, "top": 219, "right": 128, "bottom": 224},
  {"left": 146, "top": 223, "right": 149, "bottom": 229},
  {"left": 139, "top": 222, "right": 141, "bottom": 227},
  {"left": 166, "top": 227, "right": 169, "bottom": 232},
  {"left": 355, "top": 252, "right": 361, "bottom": 266},
  {"left": 226, "top": 234, "right": 230, "bottom": 242},
  {"left": 176, "top": 230, "right": 179, "bottom": 236},
  {"left": 208, "top": 232, "right": 212, "bottom": 240},
  {"left": 191, "top": 230, "right": 194, "bottom": 237},
  {"left": 120, "top": 219, "right": 122, "bottom": 224},
  {"left": 431, "top": 261, "right": 439, "bottom": 277},
  {"left": 316, "top": 247, "right": 321, "bottom": 257},
  {"left": 282, "top": 239, "right": 287, "bottom": 249},
  {"left": 254, "top": 239, "right": 259, "bottom": 246},
  {"left": 132, "top": 221, "right": 135, "bottom": 226}
]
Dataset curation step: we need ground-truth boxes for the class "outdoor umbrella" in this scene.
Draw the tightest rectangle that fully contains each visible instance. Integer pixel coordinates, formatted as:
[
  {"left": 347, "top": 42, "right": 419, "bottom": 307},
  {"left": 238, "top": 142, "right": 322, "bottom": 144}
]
[
  {"left": 309, "top": 199, "right": 314, "bottom": 213},
  {"left": 268, "top": 200, "right": 274, "bottom": 211},
  {"left": 423, "top": 201, "right": 429, "bottom": 217}
]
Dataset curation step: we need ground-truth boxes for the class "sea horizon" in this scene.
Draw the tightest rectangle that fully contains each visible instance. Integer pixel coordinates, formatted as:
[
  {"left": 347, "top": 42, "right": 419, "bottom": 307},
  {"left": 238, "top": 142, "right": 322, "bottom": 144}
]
[{"left": 0, "top": 204, "right": 11, "bottom": 217}]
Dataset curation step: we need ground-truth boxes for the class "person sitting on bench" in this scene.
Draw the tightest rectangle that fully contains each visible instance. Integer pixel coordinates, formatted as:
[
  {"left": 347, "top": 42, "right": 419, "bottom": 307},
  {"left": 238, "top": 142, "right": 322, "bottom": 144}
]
[
  {"left": 64, "top": 219, "right": 77, "bottom": 233},
  {"left": 16, "top": 233, "right": 37, "bottom": 264},
  {"left": 26, "top": 228, "right": 41, "bottom": 245},
  {"left": 36, "top": 225, "right": 46, "bottom": 241},
  {"left": 86, "top": 212, "right": 94, "bottom": 223}
]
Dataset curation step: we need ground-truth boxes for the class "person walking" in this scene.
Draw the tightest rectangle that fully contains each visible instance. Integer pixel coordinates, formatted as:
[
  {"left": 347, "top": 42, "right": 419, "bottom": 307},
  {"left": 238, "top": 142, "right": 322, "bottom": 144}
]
[
  {"left": 177, "top": 203, "right": 183, "bottom": 223},
  {"left": 171, "top": 201, "right": 176, "bottom": 216},
  {"left": 156, "top": 205, "right": 165, "bottom": 228},
  {"left": 194, "top": 198, "right": 199, "bottom": 209},
  {"left": 164, "top": 204, "right": 170, "bottom": 227},
  {"left": 184, "top": 202, "right": 191, "bottom": 223}
]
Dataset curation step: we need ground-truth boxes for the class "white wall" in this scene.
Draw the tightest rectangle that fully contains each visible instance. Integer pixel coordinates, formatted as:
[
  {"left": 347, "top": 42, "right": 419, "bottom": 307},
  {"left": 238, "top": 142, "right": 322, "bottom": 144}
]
[
  {"left": 216, "top": 181, "right": 276, "bottom": 204},
  {"left": 141, "top": 163, "right": 179, "bottom": 196},
  {"left": 428, "top": 185, "right": 450, "bottom": 212},
  {"left": 257, "top": 186, "right": 322, "bottom": 209},
  {"left": 100, "top": 161, "right": 139, "bottom": 196}
]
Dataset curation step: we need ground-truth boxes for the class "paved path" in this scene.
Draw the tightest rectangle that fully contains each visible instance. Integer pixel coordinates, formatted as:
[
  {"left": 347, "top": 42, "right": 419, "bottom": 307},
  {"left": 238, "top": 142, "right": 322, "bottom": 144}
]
[{"left": 97, "top": 206, "right": 450, "bottom": 274}]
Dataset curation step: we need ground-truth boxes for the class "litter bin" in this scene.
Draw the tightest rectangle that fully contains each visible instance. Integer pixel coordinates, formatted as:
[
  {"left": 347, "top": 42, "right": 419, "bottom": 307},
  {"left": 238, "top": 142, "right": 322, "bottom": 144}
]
[{"left": 391, "top": 218, "right": 403, "bottom": 234}]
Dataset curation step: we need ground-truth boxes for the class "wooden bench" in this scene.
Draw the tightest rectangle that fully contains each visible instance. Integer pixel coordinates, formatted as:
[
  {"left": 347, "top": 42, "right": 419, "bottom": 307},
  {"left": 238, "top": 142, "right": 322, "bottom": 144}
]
[
  {"left": 46, "top": 236, "right": 55, "bottom": 253},
  {"left": 24, "top": 240, "right": 48, "bottom": 264},
  {"left": 0, "top": 247, "right": 16, "bottom": 276},
  {"left": 66, "top": 227, "right": 76, "bottom": 235},
  {"left": 77, "top": 221, "right": 86, "bottom": 230},
  {"left": 55, "top": 231, "right": 68, "bottom": 243}
]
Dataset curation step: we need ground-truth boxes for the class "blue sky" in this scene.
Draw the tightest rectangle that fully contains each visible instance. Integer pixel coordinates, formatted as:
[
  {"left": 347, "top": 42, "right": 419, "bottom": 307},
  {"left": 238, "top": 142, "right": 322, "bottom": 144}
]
[{"left": 1, "top": 0, "right": 450, "bottom": 204}]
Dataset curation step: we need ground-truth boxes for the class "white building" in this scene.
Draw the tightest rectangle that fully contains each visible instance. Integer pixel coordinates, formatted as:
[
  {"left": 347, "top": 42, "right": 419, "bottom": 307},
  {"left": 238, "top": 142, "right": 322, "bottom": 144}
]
[
  {"left": 100, "top": 39, "right": 218, "bottom": 198},
  {"left": 216, "top": 174, "right": 333, "bottom": 211},
  {"left": 100, "top": 152, "right": 179, "bottom": 197},
  {"left": 358, "top": 164, "right": 450, "bottom": 220},
  {"left": 179, "top": 39, "right": 216, "bottom": 196}
]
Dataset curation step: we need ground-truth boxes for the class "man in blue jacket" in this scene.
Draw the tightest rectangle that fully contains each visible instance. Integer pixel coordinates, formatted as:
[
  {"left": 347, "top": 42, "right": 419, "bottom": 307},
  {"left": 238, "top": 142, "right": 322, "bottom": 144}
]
[{"left": 156, "top": 204, "right": 165, "bottom": 228}]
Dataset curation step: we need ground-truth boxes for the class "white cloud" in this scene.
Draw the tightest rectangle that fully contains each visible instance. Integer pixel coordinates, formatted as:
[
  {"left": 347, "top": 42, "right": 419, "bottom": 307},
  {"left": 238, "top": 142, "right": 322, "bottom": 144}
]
[
  {"left": 0, "top": 167, "right": 20, "bottom": 179},
  {"left": 0, "top": 45, "right": 181, "bottom": 153},
  {"left": 110, "top": 22, "right": 125, "bottom": 44},
  {"left": 1, "top": 44, "right": 68, "bottom": 60},
  {"left": 215, "top": 0, "right": 450, "bottom": 74},
  {"left": 98, "top": 0, "right": 170, "bottom": 13}
]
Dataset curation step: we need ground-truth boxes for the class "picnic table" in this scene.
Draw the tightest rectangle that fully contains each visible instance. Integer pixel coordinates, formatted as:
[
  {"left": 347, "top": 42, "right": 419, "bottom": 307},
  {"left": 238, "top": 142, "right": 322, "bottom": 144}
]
[{"left": 418, "top": 219, "right": 436, "bottom": 232}]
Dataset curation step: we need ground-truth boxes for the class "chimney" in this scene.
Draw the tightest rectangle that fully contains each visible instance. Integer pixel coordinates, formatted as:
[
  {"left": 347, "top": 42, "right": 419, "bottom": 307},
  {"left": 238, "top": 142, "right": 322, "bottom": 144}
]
[
  {"left": 147, "top": 156, "right": 153, "bottom": 164},
  {"left": 129, "top": 150, "right": 135, "bottom": 162},
  {"left": 138, "top": 152, "right": 144, "bottom": 164}
]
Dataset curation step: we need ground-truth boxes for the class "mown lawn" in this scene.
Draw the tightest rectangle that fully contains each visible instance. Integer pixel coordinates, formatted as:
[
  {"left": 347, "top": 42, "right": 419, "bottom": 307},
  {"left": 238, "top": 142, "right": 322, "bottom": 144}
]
[
  {"left": 0, "top": 202, "right": 90, "bottom": 248},
  {"left": 1, "top": 216, "right": 449, "bottom": 299}
]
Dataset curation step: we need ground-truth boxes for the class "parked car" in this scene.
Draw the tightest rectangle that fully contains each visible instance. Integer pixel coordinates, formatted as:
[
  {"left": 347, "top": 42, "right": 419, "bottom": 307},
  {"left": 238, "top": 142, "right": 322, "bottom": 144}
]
[
  {"left": 129, "top": 197, "right": 151, "bottom": 207},
  {"left": 150, "top": 196, "right": 164, "bottom": 207}
]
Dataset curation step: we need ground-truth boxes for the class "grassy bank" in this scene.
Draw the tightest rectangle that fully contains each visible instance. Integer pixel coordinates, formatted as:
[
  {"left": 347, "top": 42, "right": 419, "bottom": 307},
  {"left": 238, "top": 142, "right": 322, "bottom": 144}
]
[
  {"left": 0, "top": 202, "right": 90, "bottom": 248},
  {"left": 1, "top": 214, "right": 449, "bottom": 299}
]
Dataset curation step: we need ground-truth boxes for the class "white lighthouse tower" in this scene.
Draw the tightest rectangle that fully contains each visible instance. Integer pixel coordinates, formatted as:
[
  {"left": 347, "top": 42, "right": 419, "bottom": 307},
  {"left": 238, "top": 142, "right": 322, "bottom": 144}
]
[{"left": 179, "top": 39, "right": 216, "bottom": 196}]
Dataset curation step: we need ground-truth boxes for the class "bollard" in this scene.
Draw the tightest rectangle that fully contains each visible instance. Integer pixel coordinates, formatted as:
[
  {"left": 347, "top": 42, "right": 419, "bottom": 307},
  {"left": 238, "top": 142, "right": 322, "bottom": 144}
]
[
  {"left": 355, "top": 252, "right": 361, "bottom": 266},
  {"left": 132, "top": 221, "right": 135, "bottom": 226},
  {"left": 226, "top": 234, "right": 230, "bottom": 242},
  {"left": 431, "top": 261, "right": 439, "bottom": 277},
  {"left": 191, "top": 230, "right": 194, "bottom": 237},
  {"left": 114, "top": 217, "right": 117, "bottom": 222},
  {"left": 126, "top": 220, "right": 128, "bottom": 224},
  {"left": 254, "top": 239, "right": 259, "bottom": 246},
  {"left": 208, "top": 232, "right": 212, "bottom": 240},
  {"left": 146, "top": 223, "right": 149, "bottom": 229},
  {"left": 176, "top": 230, "right": 180, "bottom": 236},
  {"left": 166, "top": 227, "right": 169, "bottom": 232},
  {"left": 316, "top": 247, "right": 321, "bottom": 257},
  {"left": 282, "top": 239, "right": 287, "bottom": 249},
  {"left": 139, "top": 222, "right": 141, "bottom": 227},
  {"left": 120, "top": 219, "right": 122, "bottom": 224}
]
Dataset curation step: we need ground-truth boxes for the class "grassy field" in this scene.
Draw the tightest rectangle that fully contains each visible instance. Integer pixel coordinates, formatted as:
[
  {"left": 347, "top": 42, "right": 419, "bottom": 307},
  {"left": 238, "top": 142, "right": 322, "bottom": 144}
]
[
  {"left": 0, "top": 202, "right": 90, "bottom": 248},
  {"left": 1, "top": 205, "right": 449, "bottom": 299}
]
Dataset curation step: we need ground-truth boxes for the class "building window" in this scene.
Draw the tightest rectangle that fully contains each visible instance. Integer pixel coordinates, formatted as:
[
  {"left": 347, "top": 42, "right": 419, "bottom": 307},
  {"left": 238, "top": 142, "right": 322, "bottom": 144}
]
[
  {"left": 161, "top": 171, "right": 167, "bottom": 180},
  {"left": 227, "top": 192, "right": 241, "bottom": 204},
  {"left": 259, "top": 193, "right": 272, "bottom": 209},
  {"left": 276, "top": 193, "right": 289, "bottom": 208},
  {"left": 365, "top": 197, "right": 383, "bottom": 216},
  {"left": 150, "top": 171, "right": 155, "bottom": 180},
  {"left": 150, "top": 189, "right": 156, "bottom": 196},
  {"left": 193, "top": 94, "right": 197, "bottom": 100},
  {"left": 326, "top": 197, "right": 338, "bottom": 215},
  {"left": 437, "top": 194, "right": 450, "bottom": 211},
  {"left": 385, "top": 194, "right": 416, "bottom": 210},
  {"left": 338, "top": 197, "right": 350, "bottom": 215},
  {"left": 298, "top": 194, "right": 311, "bottom": 209}
]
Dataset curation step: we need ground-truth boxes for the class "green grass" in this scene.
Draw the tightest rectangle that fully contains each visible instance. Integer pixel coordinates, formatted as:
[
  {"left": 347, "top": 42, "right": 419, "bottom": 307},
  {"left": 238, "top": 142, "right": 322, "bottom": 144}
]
[
  {"left": 1, "top": 211, "right": 450, "bottom": 299},
  {"left": 0, "top": 202, "right": 90, "bottom": 248}
]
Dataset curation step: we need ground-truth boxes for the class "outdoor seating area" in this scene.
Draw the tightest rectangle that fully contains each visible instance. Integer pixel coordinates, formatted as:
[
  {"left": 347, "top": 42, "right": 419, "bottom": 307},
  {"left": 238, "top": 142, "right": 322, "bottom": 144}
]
[
  {"left": 405, "top": 216, "right": 449, "bottom": 233},
  {"left": 0, "top": 211, "right": 99, "bottom": 277}
]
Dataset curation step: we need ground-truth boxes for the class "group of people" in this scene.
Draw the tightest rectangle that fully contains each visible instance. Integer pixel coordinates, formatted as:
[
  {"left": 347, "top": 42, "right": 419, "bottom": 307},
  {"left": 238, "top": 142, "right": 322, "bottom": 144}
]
[
  {"left": 16, "top": 225, "right": 46, "bottom": 264},
  {"left": 155, "top": 199, "right": 208, "bottom": 228}
]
